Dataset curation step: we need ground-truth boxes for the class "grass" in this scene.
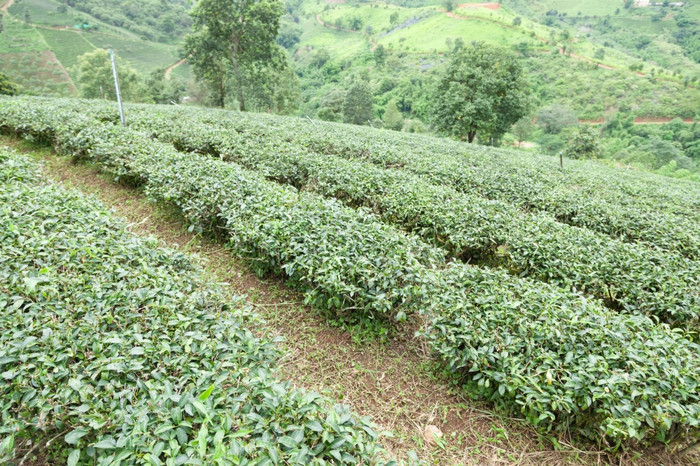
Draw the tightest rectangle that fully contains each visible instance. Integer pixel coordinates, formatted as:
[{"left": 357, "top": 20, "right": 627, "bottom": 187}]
[
  {"left": 37, "top": 28, "right": 95, "bottom": 71},
  {"left": 0, "top": 18, "right": 48, "bottom": 53}
]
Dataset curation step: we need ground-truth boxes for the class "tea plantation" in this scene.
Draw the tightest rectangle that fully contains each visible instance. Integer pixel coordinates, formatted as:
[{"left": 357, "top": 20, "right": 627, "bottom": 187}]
[
  {"left": 1, "top": 96, "right": 699, "bottom": 461},
  {"left": 0, "top": 148, "right": 387, "bottom": 463}
]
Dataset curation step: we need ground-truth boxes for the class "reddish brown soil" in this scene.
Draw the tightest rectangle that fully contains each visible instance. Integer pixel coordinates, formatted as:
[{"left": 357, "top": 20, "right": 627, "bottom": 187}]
[{"left": 457, "top": 2, "right": 501, "bottom": 9}]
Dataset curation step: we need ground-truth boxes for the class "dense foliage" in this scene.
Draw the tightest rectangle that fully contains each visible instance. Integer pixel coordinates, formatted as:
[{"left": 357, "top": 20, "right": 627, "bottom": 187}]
[
  {"left": 601, "top": 115, "right": 700, "bottom": 181},
  {"left": 1, "top": 97, "right": 699, "bottom": 449},
  {"left": 432, "top": 42, "right": 531, "bottom": 143},
  {"left": 184, "top": 0, "right": 294, "bottom": 112},
  {"left": 120, "top": 104, "right": 700, "bottom": 329},
  {"left": 0, "top": 149, "right": 386, "bottom": 463},
  {"left": 64, "top": 0, "right": 191, "bottom": 42},
  {"left": 0, "top": 72, "right": 19, "bottom": 96},
  {"left": 73, "top": 49, "right": 143, "bottom": 102}
]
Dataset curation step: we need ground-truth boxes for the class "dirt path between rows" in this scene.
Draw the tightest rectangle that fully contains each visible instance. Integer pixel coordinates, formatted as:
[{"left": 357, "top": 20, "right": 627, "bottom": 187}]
[
  {"left": 2, "top": 136, "right": 695, "bottom": 465},
  {"left": 164, "top": 58, "right": 186, "bottom": 80}
]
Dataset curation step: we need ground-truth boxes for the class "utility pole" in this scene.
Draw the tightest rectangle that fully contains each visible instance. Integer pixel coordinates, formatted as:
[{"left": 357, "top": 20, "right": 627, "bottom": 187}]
[{"left": 110, "top": 49, "right": 125, "bottom": 127}]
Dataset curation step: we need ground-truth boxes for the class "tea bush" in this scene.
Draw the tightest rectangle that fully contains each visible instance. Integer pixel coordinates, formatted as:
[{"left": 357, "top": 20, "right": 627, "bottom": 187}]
[
  {"left": 1, "top": 96, "right": 699, "bottom": 448},
  {"left": 122, "top": 107, "right": 700, "bottom": 329},
  {"left": 0, "top": 150, "right": 387, "bottom": 464}
]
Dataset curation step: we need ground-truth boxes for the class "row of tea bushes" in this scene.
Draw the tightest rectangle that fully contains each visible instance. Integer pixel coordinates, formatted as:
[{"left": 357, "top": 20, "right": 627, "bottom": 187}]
[
  {"left": 0, "top": 150, "right": 387, "bottom": 464},
  {"left": 123, "top": 108, "right": 699, "bottom": 329},
  {"left": 1, "top": 97, "right": 699, "bottom": 448},
  {"left": 121, "top": 103, "right": 700, "bottom": 260}
]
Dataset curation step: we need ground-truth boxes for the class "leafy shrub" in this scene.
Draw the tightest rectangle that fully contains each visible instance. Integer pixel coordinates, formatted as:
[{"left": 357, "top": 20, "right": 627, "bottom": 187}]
[
  {"left": 0, "top": 150, "right": 387, "bottom": 464},
  {"left": 2, "top": 97, "right": 699, "bottom": 449}
]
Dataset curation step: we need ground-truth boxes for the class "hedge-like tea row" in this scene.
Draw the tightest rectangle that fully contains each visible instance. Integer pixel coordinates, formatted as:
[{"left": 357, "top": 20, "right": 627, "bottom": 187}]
[
  {"left": 18, "top": 97, "right": 700, "bottom": 258},
  {"left": 0, "top": 151, "right": 387, "bottom": 464},
  {"left": 123, "top": 109, "right": 700, "bottom": 329},
  {"left": 425, "top": 264, "right": 700, "bottom": 445},
  {"left": 119, "top": 104, "right": 700, "bottom": 260},
  {"left": 1, "top": 99, "right": 445, "bottom": 323},
  {"left": 1, "top": 97, "right": 699, "bottom": 448}
]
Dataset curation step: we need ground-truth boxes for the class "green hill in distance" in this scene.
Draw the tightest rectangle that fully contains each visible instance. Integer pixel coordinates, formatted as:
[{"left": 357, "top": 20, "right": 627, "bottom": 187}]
[{"left": 0, "top": 0, "right": 698, "bottom": 179}]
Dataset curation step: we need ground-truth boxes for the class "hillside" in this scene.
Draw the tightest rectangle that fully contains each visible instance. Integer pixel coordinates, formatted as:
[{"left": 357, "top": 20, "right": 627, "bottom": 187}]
[
  {"left": 0, "top": 0, "right": 698, "bottom": 180},
  {"left": 293, "top": 0, "right": 700, "bottom": 119},
  {"left": 1, "top": 95, "right": 699, "bottom": 463},
  {"left": 0, "top": 0, "right": 186, "bottom": 96},
  {"left": 2, "top": 0, "right": 698, "bottom": 119}
]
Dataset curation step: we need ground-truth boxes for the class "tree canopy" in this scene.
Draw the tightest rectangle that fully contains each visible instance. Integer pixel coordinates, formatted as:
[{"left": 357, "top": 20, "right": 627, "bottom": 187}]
[
  {"left": 184, "top": 0, "right": 294, "bottom": 112},
  {"left": 432, "top": 42, "right": 531, "bottom": 143},
  {"left": 343, "top": 81, "right": 373, "bottom": 125},
  {"left": 565, "top": 125, "right": 601, "bottom": 159},
  {"left": 537, "top": 104, "right": 579, "bottom": 134},
  {"left": 73, "top": 49, "right": 143, "bottom": 102}
]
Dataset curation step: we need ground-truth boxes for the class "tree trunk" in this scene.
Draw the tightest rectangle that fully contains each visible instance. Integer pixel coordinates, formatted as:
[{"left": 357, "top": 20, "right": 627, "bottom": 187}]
[
  {"left": 219, "top": 77, "right": 225, "bottom": 109},
  {"left": 468, "top": 131, "right": 476, "bottom": 143},
  {"left": 231, "top": 35, "right": 246, "bottom": 112}
]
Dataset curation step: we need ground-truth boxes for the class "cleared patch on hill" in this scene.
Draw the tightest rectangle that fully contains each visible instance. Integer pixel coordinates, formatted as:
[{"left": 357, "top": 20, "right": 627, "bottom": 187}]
[{"left": 0, "top": 50, "right": 75, "bottom": 96}]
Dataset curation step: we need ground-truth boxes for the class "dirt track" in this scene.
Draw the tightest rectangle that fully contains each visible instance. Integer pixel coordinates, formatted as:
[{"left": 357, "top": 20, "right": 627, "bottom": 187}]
[
  {"left": 0, "top": 0, "right": 14, "bottom": 13},
  {"left": 164, "top": 59, "right": 186, "bottom": 80}
]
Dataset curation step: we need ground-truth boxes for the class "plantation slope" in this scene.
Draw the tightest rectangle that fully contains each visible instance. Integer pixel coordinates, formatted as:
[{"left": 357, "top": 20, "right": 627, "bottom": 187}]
[
  {"left": 12, "top": 135, "right": 699, "bottom": 465},
  {"left": 2, "top": 97, "right": 700, "bottom": 450},
  {"left": 0, "top": 149, "right": 385, "bottom": 463},
  {"left": 116, "top": 103, "right": 700, "bottom": 329},
  {"left": 1, "top": 0, "right": 180, "bottom": 82},
  {"left": 116, "top": 103, "right": 700, "bottom": 259}
]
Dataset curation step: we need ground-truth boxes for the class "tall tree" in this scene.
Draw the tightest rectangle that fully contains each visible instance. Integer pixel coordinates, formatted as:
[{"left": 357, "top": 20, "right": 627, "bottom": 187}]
[
  {"left": 374, "top": 44, "right": 387, "bottom": 68},
  {"left": 73, "top": 49, "right": 143, "bottom": 102},
  {"left": 536, "top": 104, "right": 578, "bottom": 134},
  {"left": 511, "top": 116, "right": 535, "bottom": 147},
  {"left": 184, "top": 0, "right": 286, "bottom": 111},
  {"left": 343, "top": 81, "right": 373, "bottom": 125},
  {"left": 432, "top": 42, "right": 531, "bottom": 143},
  {"left": 382, "top": 100, "right": 404, "bottom": 130},
  {"left": 565, "top": 125, "right": 601, "bottom": 159}
]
